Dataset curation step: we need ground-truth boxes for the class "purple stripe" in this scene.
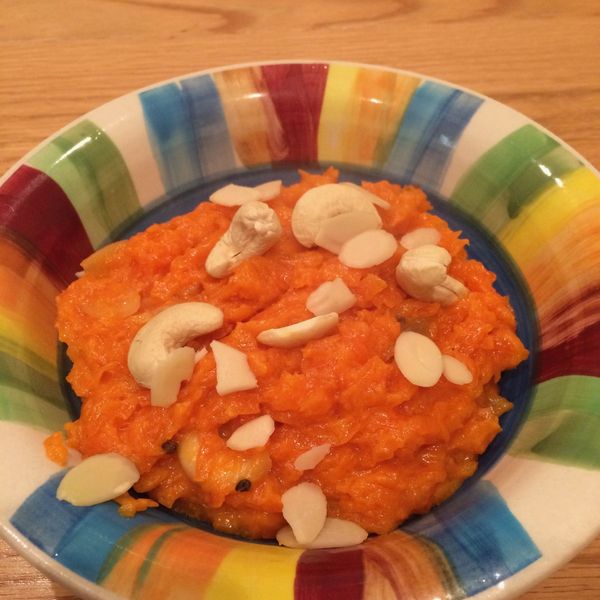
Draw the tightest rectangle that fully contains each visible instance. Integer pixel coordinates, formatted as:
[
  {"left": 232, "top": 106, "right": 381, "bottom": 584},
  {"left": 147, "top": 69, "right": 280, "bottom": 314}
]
[
  {"left": 537, "top": 321, "right": 600, "bottom": 382},
  {"left": 295, "top": 547, "right": 363, "bottom": 600},
  {"left": 0, "top": 165, "right": 93, "bottom": 283},
  {"left": 261, "top": 64, "right": 329, "bottom": 163}
]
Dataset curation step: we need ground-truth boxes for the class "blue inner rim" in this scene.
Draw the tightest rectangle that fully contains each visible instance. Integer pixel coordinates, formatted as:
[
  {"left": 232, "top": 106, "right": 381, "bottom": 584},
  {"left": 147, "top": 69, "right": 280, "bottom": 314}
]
[{"left": 58, "top": 165, "right": 538, "bottom": 538}]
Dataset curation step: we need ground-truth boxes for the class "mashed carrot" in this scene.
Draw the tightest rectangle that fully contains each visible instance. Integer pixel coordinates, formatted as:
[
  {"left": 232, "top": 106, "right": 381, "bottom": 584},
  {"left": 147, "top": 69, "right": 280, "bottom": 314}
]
[{"left": 55, "top": 168, "right": 527, "bottom": 538}]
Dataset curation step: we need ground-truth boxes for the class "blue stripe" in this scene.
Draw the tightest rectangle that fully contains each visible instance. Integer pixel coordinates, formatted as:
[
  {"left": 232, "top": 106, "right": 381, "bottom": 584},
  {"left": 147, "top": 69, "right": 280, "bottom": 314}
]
[
  {"left": 139, "top": 83, "right": 203, "bottom": 194},
  {"left": 404, "top": 480, "right": 540, "bottom": 595},
  {"left": 10, "top": 473, "right": 178, "bottom": 583},
  {"left": 180, "top": 74, "right": 238, "bottom": 177},
  {"left": 384, "top": 82, "right": 482, "bottom": 190}
]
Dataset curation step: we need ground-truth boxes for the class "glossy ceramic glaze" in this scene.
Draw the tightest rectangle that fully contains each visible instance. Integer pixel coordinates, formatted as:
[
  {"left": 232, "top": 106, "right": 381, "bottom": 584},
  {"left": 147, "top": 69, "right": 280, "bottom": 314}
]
[{"left": 0, "top": 61, "right": 598, "bottom": 600}]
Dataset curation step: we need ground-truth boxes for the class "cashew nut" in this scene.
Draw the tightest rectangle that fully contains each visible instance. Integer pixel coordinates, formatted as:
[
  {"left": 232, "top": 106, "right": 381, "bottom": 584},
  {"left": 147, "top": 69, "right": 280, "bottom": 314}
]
[
  {"left": 395, "top": 244, "right": 468, "bottom": 305},
  {"left": 291, "top": 183, "right": 381, "bottom": 248},
  {"left": 341, "top": 182, "right": 391, "bottom": 209},
  {"left": 257, "top": 313, "right": 339, "bottom": 348},
  {"left": 205, "top": 201, "right": 282, "bottom": 278},
  {"left": 128, "top": 302, "right": 224, "bottom": 388}
]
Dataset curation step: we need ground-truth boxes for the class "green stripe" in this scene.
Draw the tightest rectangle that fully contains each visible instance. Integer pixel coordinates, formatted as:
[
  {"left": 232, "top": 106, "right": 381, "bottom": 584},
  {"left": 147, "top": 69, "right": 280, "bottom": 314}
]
[
  {"left": 133, "top": 526, "right": 187, "bottom": 597},
  {"left": 0, "top": 350, "right": 61, "bottom": 406},
  {"left": 417, "top": 534, "right": 465, "bottom": 598},
  {"left": 0, "top": 334, "right": 56, "bottom": 381},
  {"left": 0, "top": 383, "right": 67, "bottom": 430},
  {"left": 27, "top": 119, "right": 142, "bottom": 247},
  {"left": 510, "top": 376, "right": 600, "bottom": 469},
  {"left": 97, "top": 524, "right": 157, "bottom": 584},
  {"left": 450, "top": 124, "right": 580, "bottom": 233}
]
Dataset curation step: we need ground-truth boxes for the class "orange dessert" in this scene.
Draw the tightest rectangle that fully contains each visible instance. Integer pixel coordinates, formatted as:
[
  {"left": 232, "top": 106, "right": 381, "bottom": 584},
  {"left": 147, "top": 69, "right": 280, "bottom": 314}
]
[{"left": 54, "top": 168, "right": 527, "bottom": 543}]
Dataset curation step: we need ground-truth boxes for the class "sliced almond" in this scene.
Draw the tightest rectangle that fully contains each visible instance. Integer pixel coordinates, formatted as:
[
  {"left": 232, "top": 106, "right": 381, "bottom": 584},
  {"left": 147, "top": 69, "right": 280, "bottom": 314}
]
[
  {"left": 257, "top": 313, "right": 339, "bottom": 348},
  {"left": 394, "top": 331, "right": 443, "bottom": 387},
  {"left": 210, "top": 340, "right": 258, "bottom": 395},
  {"left": 277, "top": 517, "right": 368, "bottom": 549},
  {"left": 314, "top": 211, "right": 382, "bottom": 254},
  {"left": 338, "top": 229, "right": 398, "bottom": 268},
  {"left": 255, "top": 180, "right": 282, "bottom": 201},
  {"left": 209, "top": 183, "right": 262, "bottom": 206},
  {"left": 400, "top": 227, "right": 441, "bottom": 250},
  {"left": 178, "top": 432, "right": 199, "bottom": 480},
  {"left": 341, "top": 182, "right": 391, "bottom": 209},
  {"left": 150, "top": 347, "right": 196, "bottom": 407},
  {"left": 56, "top": 453, "right": 140, "bottom": 507},
  {"left": 442, "top": 355, "right": 473, "bottom": 385},
  {"left": 306, "top": 279, "right": 356, "bottom": 316},
  {"left": 194, "top": 347, "right": 208, "bottom": 363},
  {"left": 281, "top": 482, "right": 327, "bottom": 545},
  {"left": 294, "top": 443, "right": 331, "bottom": 471},
  {"left": 226, "top": 414, "right": 275, "bottom": 451}
]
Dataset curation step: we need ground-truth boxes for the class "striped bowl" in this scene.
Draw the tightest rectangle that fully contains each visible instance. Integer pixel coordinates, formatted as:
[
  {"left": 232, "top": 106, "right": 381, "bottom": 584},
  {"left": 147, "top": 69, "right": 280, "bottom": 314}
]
[{"left": 0, "top": 61, "right": 599, "bottom": 600}]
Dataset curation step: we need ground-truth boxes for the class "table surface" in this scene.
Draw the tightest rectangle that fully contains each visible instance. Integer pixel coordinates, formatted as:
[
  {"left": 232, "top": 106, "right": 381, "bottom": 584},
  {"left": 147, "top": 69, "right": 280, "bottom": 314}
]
[{"left": 0, "top": 0, "right": 599, "bottom": 598}]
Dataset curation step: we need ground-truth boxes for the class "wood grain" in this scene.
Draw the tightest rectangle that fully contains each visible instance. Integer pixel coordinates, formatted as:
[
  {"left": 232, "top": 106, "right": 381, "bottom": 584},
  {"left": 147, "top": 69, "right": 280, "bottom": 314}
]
[{"left": 0, "top": 0, "right": 599, "bottom": 598}]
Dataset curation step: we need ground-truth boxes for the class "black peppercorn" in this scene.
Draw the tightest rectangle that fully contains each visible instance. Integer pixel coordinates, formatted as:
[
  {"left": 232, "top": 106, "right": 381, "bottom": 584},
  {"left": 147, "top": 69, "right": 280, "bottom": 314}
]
[
  {"left": 161, "top": 439, "right": 178, "bottom": 454},
  {"left": 235, "top": 479, "right": 252, "bottom": 492}
]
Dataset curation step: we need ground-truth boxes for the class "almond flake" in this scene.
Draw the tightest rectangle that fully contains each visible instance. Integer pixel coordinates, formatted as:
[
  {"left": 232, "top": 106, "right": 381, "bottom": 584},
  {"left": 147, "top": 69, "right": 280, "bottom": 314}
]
[
  {"left": 400, "top": 227, "right": 441, "bottom": 250},
  {"left": 338, "top": 229, "right": 398, "bottom": 268},
  {"left": 306, "top": 279, "right": 356, "bottom": 316},
  {"left": 277, "top": 517, "right": 368, "bottom": 549},
  {"left": 257, "top": 313, "right": 339, "bottom": 348},
  {"left": 255, "top": 180, "right": 282, "bottom": 201},
  {"left": 314, "top": 211, "right": 382, "bottom": 254},
  {"left": 210, "top": 340, "right": 258, "bottom": 395},
  {"left": 442, "top": 355, "right": 473, "bottom": 384},
  {"left": 294, "top": 444, "right": 331, "bottom": 471},
  {"left": 281, "top": 482, "right": 327, "bottom": 545},
  {"left": 209, "top": 183, "right": 262, "bottom": 206},
  {"left": 226, "top": 414, "right": 275, "bottom": 451},
  {"left": 394, "top": 331, "right": 443, "bottom": 387},
  {"left": 341, "top": 182, "right": 391, "bottom": 209},
  {"left": 150, "top": 347, "right": 195, "bottom": 407},
  {"left": 56, "top": 453, "right": 139, "bottom": 507}
]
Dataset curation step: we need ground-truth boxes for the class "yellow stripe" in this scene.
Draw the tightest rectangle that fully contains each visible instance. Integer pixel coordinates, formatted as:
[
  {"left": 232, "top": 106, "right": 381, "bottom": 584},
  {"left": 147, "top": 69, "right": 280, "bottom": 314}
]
[
  {"left": 498, "top": 167, "right": 600, "bottom": 266},
  {"left": 318, "top": 64, "right": 361, "bottom": 163},
  {"left": 0, "top": 310, "right": 56, "bottom": 369},
  {"left": 317, "top": 65, "right": 419, "bottom": 167},
  {"left": 203, "top": 543, "right": 302, "bottom": 600}
]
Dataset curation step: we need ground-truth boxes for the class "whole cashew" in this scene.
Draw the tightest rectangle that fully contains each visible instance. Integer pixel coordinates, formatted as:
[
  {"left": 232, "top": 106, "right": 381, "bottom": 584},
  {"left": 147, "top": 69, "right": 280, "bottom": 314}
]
[
  {"left": 205, "top": 201, "right": 282, "bottom": 278},
  {"left": 128, "top": 302, "right": 224, "bottom": 388},
  {"left": 291, "top": 183, "right": 381, "bottom": 248},
  {"left": 395, "top": 244, "right": 468, "bottom": 305}
]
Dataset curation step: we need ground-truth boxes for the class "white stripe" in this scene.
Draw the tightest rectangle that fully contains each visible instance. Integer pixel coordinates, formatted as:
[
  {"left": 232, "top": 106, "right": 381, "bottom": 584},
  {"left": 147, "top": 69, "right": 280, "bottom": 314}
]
[
  {"left": 440, "top": 99, "right": 529, "bottom": 199},
  {"left": 88, "top": 93, "right": 165, "bottom": 207}
]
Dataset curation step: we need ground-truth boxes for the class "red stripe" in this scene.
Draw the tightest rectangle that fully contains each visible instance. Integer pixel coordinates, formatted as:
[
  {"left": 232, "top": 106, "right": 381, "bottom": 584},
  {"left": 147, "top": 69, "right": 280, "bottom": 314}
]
[
  {"left": 537, "top": 320, "right": 600, "bottom": 382},
  {"left": 261, "top": 64, "right": 329, "bottom": 163},
  {"left": 0, "top": 165, "right": 93, "bottom": 284},
  {"left": 294, "top": 547, "right": 364, "bottom": 600}
]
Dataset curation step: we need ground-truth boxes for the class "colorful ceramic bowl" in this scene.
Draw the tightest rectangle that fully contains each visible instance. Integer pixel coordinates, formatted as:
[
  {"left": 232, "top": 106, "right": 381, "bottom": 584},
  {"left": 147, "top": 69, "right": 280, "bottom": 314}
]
[{"left": 1, "top": 61, "right": 599, "bottom": 600}]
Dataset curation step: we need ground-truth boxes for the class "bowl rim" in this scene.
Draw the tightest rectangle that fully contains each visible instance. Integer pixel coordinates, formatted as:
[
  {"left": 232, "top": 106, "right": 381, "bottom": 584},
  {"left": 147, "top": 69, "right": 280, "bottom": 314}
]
[
  {"left": 1, "top": 59, "right": 598, "bottom": 187},
  {"left": 1, "top": 58, "right": 598, "bottom": 600}
]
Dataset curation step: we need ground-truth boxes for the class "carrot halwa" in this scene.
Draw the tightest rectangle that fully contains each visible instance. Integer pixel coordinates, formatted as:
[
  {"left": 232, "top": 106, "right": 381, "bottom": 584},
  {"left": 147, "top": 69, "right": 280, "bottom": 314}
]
[{"left": 55, "top": 168, "right": 527, "bottom": 539}]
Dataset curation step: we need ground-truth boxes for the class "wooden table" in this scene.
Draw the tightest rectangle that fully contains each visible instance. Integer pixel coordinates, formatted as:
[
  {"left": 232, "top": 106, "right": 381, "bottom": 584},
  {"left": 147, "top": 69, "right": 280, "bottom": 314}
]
[{"left": 0, "top": 1, "right": 598, "bottom": 598}]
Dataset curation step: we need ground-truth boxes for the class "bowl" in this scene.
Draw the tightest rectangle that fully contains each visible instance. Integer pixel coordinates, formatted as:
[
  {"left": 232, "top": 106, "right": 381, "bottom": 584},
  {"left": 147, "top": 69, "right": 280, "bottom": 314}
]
[{"left": 0, "top": 60, "right": 599, "bottom": 600}]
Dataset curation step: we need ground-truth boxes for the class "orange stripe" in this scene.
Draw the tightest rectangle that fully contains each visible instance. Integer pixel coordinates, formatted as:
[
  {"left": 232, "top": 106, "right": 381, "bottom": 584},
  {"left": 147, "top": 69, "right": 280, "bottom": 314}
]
[
  {"left": 212, "top": 67, "right": 287, "bottom": 166},
  {"left": 133, "top": 527, "right": 234, "bottom": 599}
]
